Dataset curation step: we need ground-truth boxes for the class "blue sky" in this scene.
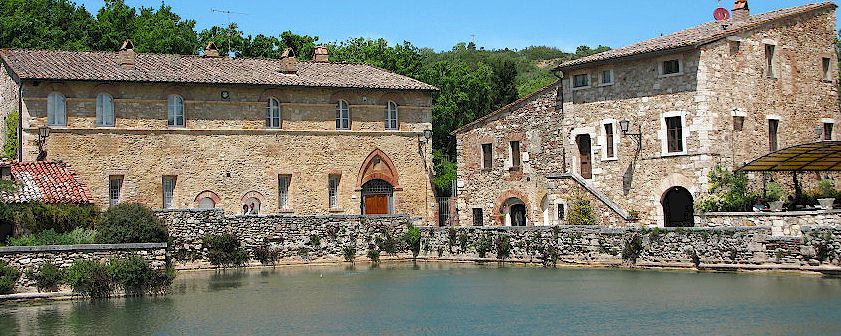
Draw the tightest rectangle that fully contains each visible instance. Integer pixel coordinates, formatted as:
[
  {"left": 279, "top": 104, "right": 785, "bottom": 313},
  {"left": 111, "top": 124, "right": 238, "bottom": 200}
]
[{"left": 73, "top": 0, "right": 833, "bottom": 52}]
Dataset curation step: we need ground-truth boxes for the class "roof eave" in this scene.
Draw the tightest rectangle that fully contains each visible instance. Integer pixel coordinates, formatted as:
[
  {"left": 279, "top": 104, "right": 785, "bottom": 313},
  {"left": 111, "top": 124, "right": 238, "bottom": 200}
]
[
  {"left": 554, "top": 45, "right": 699, "bottom": 72},
  {"left": 451, "top": 80, "right": 561, "bottom": 135},
  {"left": 16, "top": 77, "right": 437, "bottom": 92}
]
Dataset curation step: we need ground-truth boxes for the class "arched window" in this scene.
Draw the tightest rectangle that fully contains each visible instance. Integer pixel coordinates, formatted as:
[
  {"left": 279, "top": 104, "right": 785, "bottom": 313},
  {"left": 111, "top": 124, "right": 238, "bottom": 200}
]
[
  {"left": 47, "top": 92, "right": 66, "bottom": 126},
  {"left": 267, "top": 97, "right": 281, "bottom": 128},
  {"left": 96, "top": 93, "right": 115, "bottom": 127},
  {"left": 167, "top": 95, "right": 185, "bottom": 127},
  {"left": 385, "top": 101, "right": 398, "bottom": 130},
  {"left": 336, "top": 100, "right": 350, "bottom": 130},
  {"left": 198, "top": 197, "right": 216, "bottom": 209}
]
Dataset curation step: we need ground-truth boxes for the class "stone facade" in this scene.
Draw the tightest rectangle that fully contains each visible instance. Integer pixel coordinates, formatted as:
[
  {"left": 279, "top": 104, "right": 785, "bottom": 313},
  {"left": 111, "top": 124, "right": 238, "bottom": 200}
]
[
  {"left": 0, "top": 63, "right": 19, "bottom": 157},
  {"left": 696, "top": 209, "right": 841, "bottom": 236},
  {"left": 0, "top": 243, "right": 167, "bottom": 288},
  {"left": 4, "top": 65, "right": 436, "bottom": 223},
  {"left": 455, "top": 4, "right": 840, "bottom": 228}
]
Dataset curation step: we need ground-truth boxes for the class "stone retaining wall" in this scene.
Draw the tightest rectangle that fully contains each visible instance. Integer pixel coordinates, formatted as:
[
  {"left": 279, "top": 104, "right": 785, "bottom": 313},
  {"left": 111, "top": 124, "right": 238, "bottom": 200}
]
[
  {"left": 695, "top": 210, "right": 841, "bottom": 236},
  {"left": 0, "top": 243, "right": 167, "bottom": 288}
]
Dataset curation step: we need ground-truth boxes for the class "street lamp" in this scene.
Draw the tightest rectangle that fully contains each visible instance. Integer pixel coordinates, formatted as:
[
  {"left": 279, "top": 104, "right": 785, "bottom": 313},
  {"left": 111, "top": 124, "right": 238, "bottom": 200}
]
[
  {"left": 619, "top": 119, "right": 642, "bottom": 152},
  {"left": 37, "top": 126, "right": 50, "bottom": 161}
]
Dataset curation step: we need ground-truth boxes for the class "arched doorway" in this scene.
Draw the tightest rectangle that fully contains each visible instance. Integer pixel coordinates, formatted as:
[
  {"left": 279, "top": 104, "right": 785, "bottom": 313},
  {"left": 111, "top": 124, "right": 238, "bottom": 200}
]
[
  {"left": 662, "top": 186, "right": 694, "bottom": 227},
  {"left": 361, "top": 179, "right": 394, "bottom": 215},
  {"left": 241, "top": 191, "right": 264, "bottom": 215},
  {"left": 503, "top": 197, "right": 527, "bottom": 226},
  {"left": 194, "top": 190, "right": 220, "bottom": 209},
  {"left": 576, "top": 134, "right": 592, "bottom": 179}
]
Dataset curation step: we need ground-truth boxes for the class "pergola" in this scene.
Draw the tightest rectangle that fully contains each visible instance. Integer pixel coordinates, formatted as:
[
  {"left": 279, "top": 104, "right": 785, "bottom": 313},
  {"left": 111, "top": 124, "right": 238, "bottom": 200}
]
[{"left": 738, "top": 141, "right": 841, "bottom": 200}]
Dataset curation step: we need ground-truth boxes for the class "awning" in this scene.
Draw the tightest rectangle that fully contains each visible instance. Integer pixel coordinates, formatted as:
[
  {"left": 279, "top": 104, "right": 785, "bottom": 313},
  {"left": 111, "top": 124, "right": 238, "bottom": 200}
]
[{"left": 738, "top": 141, "right": 841, "bottom": 172}]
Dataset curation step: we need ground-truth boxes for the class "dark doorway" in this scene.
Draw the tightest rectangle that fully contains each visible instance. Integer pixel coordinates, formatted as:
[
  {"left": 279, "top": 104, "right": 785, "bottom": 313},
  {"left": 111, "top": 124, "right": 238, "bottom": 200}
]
[
  {"left": 362, "top": 179, "right": 393, "bottom": 215},
  {"left": 662, "top": 186, "right": 694, "bottom": 227},
  {"left": 577, "top": 134, "right": 592, "bottom": 179},
  {"left": 0, "top": 223, "right": 12, "bottom": 243},
  {"left": 511, "top": 204, "right": 527, "bottom": 226}
]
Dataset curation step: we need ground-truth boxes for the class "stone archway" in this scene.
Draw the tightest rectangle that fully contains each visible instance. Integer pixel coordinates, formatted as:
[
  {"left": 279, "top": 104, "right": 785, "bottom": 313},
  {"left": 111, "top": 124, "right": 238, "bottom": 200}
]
[
  {"left": 241, "top": 191, "right": 264, "bottom": 215},
  {"left": 194, "top": 190, "right": 221, "bottom": 209},
  {"left": 662, "top": 186, "right": 694, "bottom": 227},
  {"left": 493, "top": 190, "right": 531, "bottom": 226},
  {"left": 357, "top": 148, "right": 400, "bottom": 189}
]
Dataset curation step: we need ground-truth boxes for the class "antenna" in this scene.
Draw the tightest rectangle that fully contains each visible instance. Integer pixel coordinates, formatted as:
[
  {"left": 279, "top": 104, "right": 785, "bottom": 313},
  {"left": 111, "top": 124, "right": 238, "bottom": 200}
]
[{"left": 210, "top": 8, "right": 248, "bottom": 56}]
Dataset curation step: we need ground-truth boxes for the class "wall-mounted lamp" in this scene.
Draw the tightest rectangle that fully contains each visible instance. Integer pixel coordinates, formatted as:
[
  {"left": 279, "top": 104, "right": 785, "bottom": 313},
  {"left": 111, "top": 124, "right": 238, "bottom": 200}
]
[
  {"left": 419, "top": 129, "right": 433, "bottom": 144},
  {"left": 619, "top": 119, "right": 642, "bottom": 152},
  {"left": 37, "top": 126, "right": 50, "bottom": 161},
  {"left": 816, "top": 125, "right": 825, "bottom": 141}
]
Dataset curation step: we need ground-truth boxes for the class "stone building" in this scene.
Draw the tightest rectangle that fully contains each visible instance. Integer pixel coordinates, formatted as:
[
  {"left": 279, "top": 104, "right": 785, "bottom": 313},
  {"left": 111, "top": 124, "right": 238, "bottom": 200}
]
[
  {"left": 0, "top": 42, "right": 438, "bottom": 222},
  {"left": 455, "top": 1, "right": 840, "bottom": 227}
]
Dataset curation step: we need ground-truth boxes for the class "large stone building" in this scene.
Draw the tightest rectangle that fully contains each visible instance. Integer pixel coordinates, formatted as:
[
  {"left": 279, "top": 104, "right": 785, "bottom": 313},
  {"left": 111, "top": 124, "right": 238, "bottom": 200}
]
[
  {"left": 0, "top": 42, "right": 438, "bottom": 222},
  {"left": 455, "top": 1, "right": 840, "bottom": 227}
]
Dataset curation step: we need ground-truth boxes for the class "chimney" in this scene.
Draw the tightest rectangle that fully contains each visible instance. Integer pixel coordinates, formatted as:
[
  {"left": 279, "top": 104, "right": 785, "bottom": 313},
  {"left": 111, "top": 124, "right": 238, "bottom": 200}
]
[
  {"left": 204, "top": 42, "right": 221, "bottom": 58},
  {"left": 313, "top": 46, "right": 329, "bottom": 63},
  {"left": 732, "top": 0, "right": 749, "bottom": 22},
  {"left": 279, "top": 48, "right": 298, "bottom": 74},
  {"left": 118, "top": 40, "right": 136, "bottom": 70}
]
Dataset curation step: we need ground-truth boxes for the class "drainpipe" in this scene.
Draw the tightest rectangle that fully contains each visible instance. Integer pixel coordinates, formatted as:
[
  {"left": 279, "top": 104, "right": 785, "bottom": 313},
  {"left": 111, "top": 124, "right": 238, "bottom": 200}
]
[
  {"left": 16, "top": 81, "right": 22, "bottom": 162},
  {"left": 551, "top": 69, "right": 567, "bottom": 172}
]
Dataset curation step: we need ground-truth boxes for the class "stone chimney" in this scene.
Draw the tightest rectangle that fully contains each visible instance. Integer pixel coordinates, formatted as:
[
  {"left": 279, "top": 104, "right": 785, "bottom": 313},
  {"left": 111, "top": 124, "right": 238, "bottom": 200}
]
[
  {"left": 204, "top": 42, "right": 221, "bottom": 58},
  {"left": 280, "top": 48, "right": 298, "bottom": 74},
  {"left": 732, "top": 0, "right": 750, "bottom": 22},
  {"left": 313, "top": 46, "right": 329, "bottom": 63},
  {"left": 118, "top": 40, "right": 136, "bottom": 70}
]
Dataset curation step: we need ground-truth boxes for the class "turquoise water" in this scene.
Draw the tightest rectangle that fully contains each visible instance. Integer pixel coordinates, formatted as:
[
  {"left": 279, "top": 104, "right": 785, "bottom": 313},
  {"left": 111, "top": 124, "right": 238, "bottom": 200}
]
[{"left": 2, "top": 263, "right": 841, "bottom": 335}]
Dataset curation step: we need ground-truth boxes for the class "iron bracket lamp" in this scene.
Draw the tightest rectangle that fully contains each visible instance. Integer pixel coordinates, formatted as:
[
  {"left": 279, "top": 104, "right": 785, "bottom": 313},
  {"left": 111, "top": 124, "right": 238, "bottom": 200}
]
[
  {"left": 37, "top": 126, "right": 50, "bottom": 161},
  {"left": 619, "top": 119, "right": 642, "bottom": 152},
  {"left": 419, "top": 129, "right": 433, "bottom": 144}
]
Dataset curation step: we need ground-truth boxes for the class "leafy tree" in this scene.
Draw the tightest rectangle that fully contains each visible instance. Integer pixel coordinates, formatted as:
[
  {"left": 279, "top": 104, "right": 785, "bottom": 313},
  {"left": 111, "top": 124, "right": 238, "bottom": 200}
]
[
  {"left": 280, "top": 31, "right": 319, "bottom": 60},
  {"left": 97, "top": 203, "right": 168, "bottom": 243},
  {"left": 132, "top": 4, "right": 198, "bottom": 54},
  {"left": 89, "top": 0, "right": 135, "bottom": 51},
  {"left": 0, "top": 0, "right": 94, "bottom": 50},
  {"left": 568, "top": 194, "right": 596, "bottom": 225},
  {"left": 403, "top": 224, "right": 422, "bottom": 261},
  {"left": 432, "top": 150, "right": 457, "bottom": 196},
  {"left": 329, "top": 38, "right": 423, "bottom": 78},
  {"left": 198, "top": 23, "right": 246, "bottom": 57},
  {"left": 3, "top": 111, "right": 18, "bottom": 160},
  {"left": 241, "top": 34, "right": 282, "bottom": 59}
]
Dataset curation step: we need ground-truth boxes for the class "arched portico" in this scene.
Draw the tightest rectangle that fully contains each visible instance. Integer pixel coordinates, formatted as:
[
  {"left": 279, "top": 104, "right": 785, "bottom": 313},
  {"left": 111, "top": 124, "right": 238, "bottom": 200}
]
[{"left": 662, "top": 186, "right": 694, "bottom": 227}]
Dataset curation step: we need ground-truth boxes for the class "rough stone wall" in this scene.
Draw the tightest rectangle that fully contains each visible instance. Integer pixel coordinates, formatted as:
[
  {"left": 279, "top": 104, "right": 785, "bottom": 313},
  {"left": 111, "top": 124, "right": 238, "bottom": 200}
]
[
  {"left": 0, "top": 243, "right": 167, "bottom": 288},
  {"left": 0, "top": 63, "right": 19, "bottom": 159},
  {"left": 696, "top": 210, "right": 841, "bottom": 236},
  {"left": 455, "top": 83, "right": 564, "bottom": 226},
  {"left": 16, "top": 82, "right": 435, "bottom": 222}
]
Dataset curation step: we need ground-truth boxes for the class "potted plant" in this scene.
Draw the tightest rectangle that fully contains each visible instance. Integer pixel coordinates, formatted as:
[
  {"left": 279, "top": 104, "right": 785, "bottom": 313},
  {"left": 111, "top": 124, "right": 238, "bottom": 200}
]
[
  {"left": 816, "top": 178, "right": 836, "bottom": 210},
  {"left": 766, "top": 182, "right": 785, "bottom": 212}
]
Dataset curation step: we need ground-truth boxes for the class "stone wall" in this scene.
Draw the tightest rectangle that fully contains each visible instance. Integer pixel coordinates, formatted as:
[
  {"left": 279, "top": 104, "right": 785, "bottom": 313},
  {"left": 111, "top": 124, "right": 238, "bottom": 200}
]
[
  {"left": 14, "top": 81, "right": 435, "bottom": 222},
  {"left": 0, "top": 243, "right": 167, "bottom": 288},
  {"left": 0, "top": 63, "right": 19, "bottom": 159},
  {"left": 696, "top": 210, "right": 841, "bottom": 236}
]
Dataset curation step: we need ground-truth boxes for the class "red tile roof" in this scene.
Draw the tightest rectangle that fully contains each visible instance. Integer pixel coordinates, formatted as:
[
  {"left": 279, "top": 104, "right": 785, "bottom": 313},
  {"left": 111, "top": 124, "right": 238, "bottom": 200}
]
[
  {"left": 0, "top": 161, "right": 93, "bottom": 204},
  {"left": 0, "top": 49, "right": 438, "bottom": 91},
  {"left": 557, "top": 2, "right": 836, "bottom": 70}
]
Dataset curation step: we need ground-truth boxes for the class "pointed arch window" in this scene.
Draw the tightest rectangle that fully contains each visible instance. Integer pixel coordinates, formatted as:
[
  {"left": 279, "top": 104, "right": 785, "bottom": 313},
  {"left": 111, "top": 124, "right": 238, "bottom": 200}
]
[
  {"left": 96, "top": 93, "right": 115, "bottom": 127},
  {"left": 336, "top": 100, "right": 350, "bottom": 130},
  {"left": 385, "top": 101, "right": 398, "bottom": 130},
  {"left": 47, "top": 92, "right": 66, "bottom": 126},
  {"left": 267, "top": 97, "right": 281, "bottom": 128},
  {"left": 167, "top": 95, "right": 185, "bottom": 127}
]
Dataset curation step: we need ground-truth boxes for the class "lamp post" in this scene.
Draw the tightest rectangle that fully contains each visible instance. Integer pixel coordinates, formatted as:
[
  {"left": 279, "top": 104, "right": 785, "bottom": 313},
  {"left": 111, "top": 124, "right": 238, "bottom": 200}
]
[
  {"left": 37, "top": 126, "right": 50, "bottom": 161},
  {"left": 619, "top": 119, "right": 642, "bottom": 152}
]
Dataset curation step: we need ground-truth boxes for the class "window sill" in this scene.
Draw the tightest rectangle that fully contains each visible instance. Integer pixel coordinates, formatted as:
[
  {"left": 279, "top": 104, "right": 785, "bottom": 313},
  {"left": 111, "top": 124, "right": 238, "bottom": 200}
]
[
  {"left": 328, "top": 208, "right": 345, "bottom": 213},
  {"left": 658, "top": 72, "right": 684, "bottom": 78},
  {"left": 481, "top": 168, "right": 493, "bottom": 172},
  {"left": 508, "top": 166, "right": 522, "bottom": 172},
  {"left": 822, "top": 79, "right": 834, "bottom": 84},
  {"left": 597, "top": 82, "right": 614, "bottom": 87},
  {"left": 601, "top": 157, "right": 619, "bottom": 162},
  {"left": 571, "top": 86, "right": 590, "bottom": 91},
  {"left": 660, "top": 151, "right": 690, "bottom": 158},
  {"left": 278, "top": 208, "right": 295, "bottom": 214}
]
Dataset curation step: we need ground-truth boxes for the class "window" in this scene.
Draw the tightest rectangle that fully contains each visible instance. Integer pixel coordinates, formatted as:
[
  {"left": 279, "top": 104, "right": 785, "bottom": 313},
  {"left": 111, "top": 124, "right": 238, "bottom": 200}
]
[
  {"left": 768, "top": 119, "right": 779, "bottom": 151},
  {"left": 733, "top": 116, "right": 745, "bottom": 131},
  {"left": 328, "top": 175, "right": 340, "bottom": 209},
  {"left": 108, "top": 175, "right": 123, "bottom": 207},
  {"left": 385, "top": 101, "right": 398, "bottom": 130},
  {"left": 267, "top": 98, "right": 281, "bottom": 128},
  {"left": 600, "top": 70, "right": 613, "bottom": 85},
  {"left": 556, "top": 203, "right": 566, "bottom": 222},
  {"left": 824, "top": 122, "right": 834, "bottom": 141},
  {"left": 729, "top": 40, "right": 741, "bottom": 56},
  {"left": 198, "top": 197, "right": 215, "bottom": 209},
  {"left": 481, "top": 143, "right": 492, "bottom": 169},
  {"left": 604, "top": 123, "right": 616, "bottom": 159},
  {"left": 278, "top": 175, "right": 291, "bottom": 209},
  {"left": 472, "top": 208, "right": 483, "bottom": 226},
  {"left": 765, "top": 44, "right": 776, "bottom": 78},
  {"left": 162, "top": 176, "right": 176, "bottom": 209},
  {"left": 823, "top": 57, "right": 832, "bottom": 81},
  {"left": 336, "top": 100, "right": 350, "bottom": 130},
  {"left": 167, "top": 95, "right": 185, "bottom": 127},
  {"left": 47, "top": 92, "right": 66, "bottom": 126},
  {"left": 665, "top": 116, "right": 683, "bottom": 153},
  {"left": 662, "top": 59, "right": 681, "bottom": 75},
  {"left": 96, "top": 93, "right": 114, "bottom": 127},
  {"left": 572, "top": 74, "right": 589, "bottom": 88},
  {"left": 510, "top": 141, "right": 521, "bottom": 168}
]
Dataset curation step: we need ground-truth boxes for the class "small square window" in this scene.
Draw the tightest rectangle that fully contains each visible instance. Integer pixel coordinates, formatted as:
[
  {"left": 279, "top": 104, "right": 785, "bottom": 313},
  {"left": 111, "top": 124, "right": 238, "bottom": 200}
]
[
  {"left": 733, "top": 116, "right": 744, "bottom": 131},
  {"left": 472, "top": 208, "right": 483, "bottom": 226},
  {"left": 278, "top": 175, "right": 291, "bottom": 209},
  {"left": 600, "top": 70, "right": 613, "bottom": 85},
  {"left": 768, "top": 119, "right": 780, "bottom": 151},
  {"left": 509, "top": 141, "right": 521, "bottom": 169},
  {"left": 573, "top": 74, "right": 590, "bottom": 88},
  {"left": 662, "top": 59, "right": 681, "bottom": 75},
  {"left": 109, "top": 175, "right": 123, "bottom": 207},
  {"left": 665, "top": 116, "right": 683, "bottom": 153},
  {"left": 481, "top": 143, "right": 493, "bottom": 169},
  {"left": 556, "top": 204, "right": 566, "bottom": 222},
  {"left": 162, "top": 176, "right": 176, "bottom": 209},
  {"left": 328, "top": 175, "right": 341, "bottom": 209},
  {"left": 729, "top": 40, "right": 741, "bottom": 56}
]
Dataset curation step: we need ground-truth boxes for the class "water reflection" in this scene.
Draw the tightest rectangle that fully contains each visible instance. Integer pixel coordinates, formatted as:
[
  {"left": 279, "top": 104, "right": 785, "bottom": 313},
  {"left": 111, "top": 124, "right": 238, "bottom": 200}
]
[{"left": 207, "top": 270, "right": 249, "bottom": 291}]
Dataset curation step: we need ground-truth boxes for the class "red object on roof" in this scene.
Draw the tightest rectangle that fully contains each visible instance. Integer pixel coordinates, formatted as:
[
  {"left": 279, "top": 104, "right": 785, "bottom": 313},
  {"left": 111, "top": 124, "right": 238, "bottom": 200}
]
[
  {"left": 714, "top": 8, "right": 731, "bottom": 21},
  {"left": 0, "top": 161, "right": 93, "bottom": 204}
]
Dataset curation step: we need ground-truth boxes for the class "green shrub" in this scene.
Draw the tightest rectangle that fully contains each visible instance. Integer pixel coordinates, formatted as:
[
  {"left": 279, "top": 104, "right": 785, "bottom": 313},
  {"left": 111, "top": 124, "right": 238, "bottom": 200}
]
[
  {"left": 0, "top": 203, "right": 98, "bottom": 236},
  {"left": 621, "top": 234, "right": 644, "bottom": 265},
  {"left": 403, "top": 224, "right": 422, "bottom": 261},
  {"left": 447, "top": 228, "right": 457, "bottom": 251},
  {"left": 203, "top": 234, "right": 249, "bottom": 268},
  {"left": 3, "top": 110, "right": 19, "bottom": 160},
  {"left": 28, "top": 262, "right": 63, "bottom": 292},
  {"left": 253, "top": 244, "right": 280, "bottom": 266},
  {"left": 64, "top": 259, "right": 113, "bottom": 298},
  {"left": 366, "top": 248, "right": 380, "bottom": 263},
  {"left": 817, "top": 178, "right": 837, "bottom": 199},
  {"left": 476, "top": 234, "right": 492, "bottom": 258},
  {"left": 695, "top": 165, "right": 758, "bottom": 212},
  {"left": 0, "top": 260, "right": 20, "bottom": 294},
  {"left": 458, "top": 233, "right": 469, "bottom": 253},
  {"left": 766, "top": 182, "right": 785, "bottom": 202},
  {"left": 540, "top": 244, "right": 559, "bottom": 268},
  {"left": 342, "top": 244, "right": 356, "bottom": 263},
  {"left": 108, "top": 255, "right": 153, "bottom": 296},
  {"left": 494, "top": 235, "right": 512, "bottom": 262},
  {"left": 567, "top": 195, "right": 596, "bottom": 225},
  {"left": 97, "top": 203, "right": 167, "bottom": 244},
  {"left": 375, "top": 231, "right": 399, "bottom": 256},
  {"left": 309, "top": 234, "right": 321, "bottom": 247},
  {"left": 7, "top": 228, "right": 97, "bottom": 246},
  {"left": 147, "top": 265, "right": 176, "bottom": 296}
]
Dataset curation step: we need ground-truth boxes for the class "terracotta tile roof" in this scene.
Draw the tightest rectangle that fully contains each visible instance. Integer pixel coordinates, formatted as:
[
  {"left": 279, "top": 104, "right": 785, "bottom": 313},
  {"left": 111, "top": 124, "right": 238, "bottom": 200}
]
[
  {"left": 0, "top": 50, "right": 438, "bottom": 91},
  {"left": 558, "top": 2, "right": 837, "bottom": 70},
  {"left": 0, "top": 161, "right": 93, "bottom": 204}
]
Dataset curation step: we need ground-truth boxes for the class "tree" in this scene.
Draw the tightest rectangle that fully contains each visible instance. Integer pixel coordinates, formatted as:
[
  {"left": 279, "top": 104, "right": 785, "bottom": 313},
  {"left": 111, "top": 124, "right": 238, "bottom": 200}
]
[
  {"left": 403, "top": 224, "right": 422, "bottom": 261},
  {"left": 0, "top": 0, "right": 95, "bottom": 50},
  {"left": 89, "top": 0, "right": 136, "bottom": 51},
  {"left": 280, "top": 31, "right": 319, "bottom": 60},
  {"left": 132, "top": 4, "right": 198, "bottom": 54},
  {"left": 328, "top": 38, "right": 423, "bottom": 78},
  {"left": 241, "top": 34, "right": 282, "bottom": 59},
  {"left": 198, "top": 23, "right": 246, "bottom": 57}
]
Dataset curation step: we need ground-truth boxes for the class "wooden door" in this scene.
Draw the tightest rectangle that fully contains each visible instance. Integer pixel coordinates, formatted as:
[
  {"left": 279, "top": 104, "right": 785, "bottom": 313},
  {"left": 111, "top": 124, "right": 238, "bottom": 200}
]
[
  {"left": 365, "top": 195, "right": 389, "bottom": 215},
  {"left": 577, "top": 134, "right": 592, "bottom": 179}
]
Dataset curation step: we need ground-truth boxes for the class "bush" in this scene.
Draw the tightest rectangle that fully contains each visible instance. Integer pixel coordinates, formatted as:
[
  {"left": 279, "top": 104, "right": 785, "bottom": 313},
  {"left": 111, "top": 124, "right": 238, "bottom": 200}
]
[
  {"left": 97, "top": 203, "right": 167, "bottom": 244},
  {"left": 817, "top": 178, "right": 837, "bottom": 199},
  {"left": 64, "top": 259, "right": 113, "bottom": 298},
  {"left": 253, "top": 244, "right": 280, "bottom": 266},
  {"left": 309, "top": 234, "right": 321, "bottom": 247},
  {"left": 458, "top": 233, "right": 469, "bottom": 253},
  {"left": 476, "top": 234, "right": 492, "bottom": 258},
  {"left": 540, "top": 244, "right": 559, "bottom": 268},
  {"left": 342, "top": 244, "right": 356, "bottom": 263},
  {"left": 403, "top": 224, "right": 422, "bottom": 261},
  {"left": 567, "top": 195, "right": 596, "bottom": 225},
  {"left": 203, "top": 234, "right": 249, "bottom": 268},
  {"left": 447, "top": 228, "right": 457, "bottom": 251},
  {"left": 495, "top": 235, "right": 512, "bottom": 262},
  {"left": 366, "top": 248, "right": 380, "bottom": 263},
  {"left": 621, "top": 234, "right": 644, "bottom": 265},
  {"left": 695, "top": 165, "right": 758, "bottom": 212},
  {"left": 0, "top": 203, "right": 98, "bottom": 236},
  {"left": 766, "top": 182, "right": 785, "bottom": 202},
  {"left": 147, "top": 265, "right": 176, "bottom": 296},
  {"left": 6, "top": 228, "right": 97, "bottom": 246},
  {"left": 375, "top": 231, "right": 399, "bottom": 256},
  {"left": 29, "top": 262, "right": 63, "bottom": 292},
  {"left": 0, "top": 260, "right": 20, "bottom": 294},
  {"left": 108, "top": 255, "right": 155, "bottom": 296}
]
